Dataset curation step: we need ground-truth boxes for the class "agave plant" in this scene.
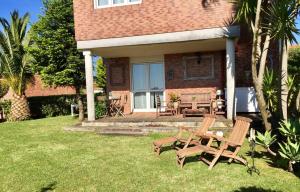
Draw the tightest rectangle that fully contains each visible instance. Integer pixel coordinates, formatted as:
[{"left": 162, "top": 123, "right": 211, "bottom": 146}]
[
  {"left": 255, "top": 131, "right": 277, "bottom": 156},
  {"left": 279, "top": 119, "right": 300, "bottom": 142},
  {"left": 278, "top": 138, "right": 300, "bottom": 172},
  {"left": 0, "top": 11, "right": 32, "bottom": 121}
]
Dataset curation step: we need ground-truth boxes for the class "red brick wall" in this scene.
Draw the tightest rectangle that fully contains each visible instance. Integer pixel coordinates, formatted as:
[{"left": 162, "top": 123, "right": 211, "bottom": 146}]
[
  {"left": 105, "top": 57, "right": 131, "bottom": 114},
  {"left": 106, "top": 51, "right": 225, "bottom": 114},
  {"left": 164, "top": 51, "right": 225, "bottom": 100},
  {"left": 1, "top": 75, "right": 76, "bottom": 101},
  {"left": 74, "top": 0, "right": 234, "bottom": 41}
]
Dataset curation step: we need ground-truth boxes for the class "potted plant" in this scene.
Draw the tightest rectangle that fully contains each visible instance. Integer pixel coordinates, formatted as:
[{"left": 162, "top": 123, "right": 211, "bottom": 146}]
[{"left": 169, "top": 93, "right": 180, "bottom": 109}]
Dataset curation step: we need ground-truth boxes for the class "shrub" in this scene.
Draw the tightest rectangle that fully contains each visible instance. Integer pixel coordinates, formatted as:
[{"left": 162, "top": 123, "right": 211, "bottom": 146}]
[
  {"left": 0, "top": 83, "right": 9, "bottom": 98},
  {"left": 0, "top": 100, "right": 11, "bottom": 119},
  {"left": 28, "top": 95, "right": 85, "bottom": 118},
  {"left": 95, "top": 100, "right": 107, "bottom": 119}
]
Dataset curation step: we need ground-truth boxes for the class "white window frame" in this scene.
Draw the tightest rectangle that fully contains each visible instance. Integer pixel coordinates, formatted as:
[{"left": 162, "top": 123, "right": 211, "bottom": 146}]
[{"left": 94, "top": 0, "right": 142, "bottom": 9}]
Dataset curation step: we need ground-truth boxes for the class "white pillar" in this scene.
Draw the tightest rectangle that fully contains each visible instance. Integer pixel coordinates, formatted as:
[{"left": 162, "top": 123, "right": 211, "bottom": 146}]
[
  {"left": 83, "top": 50, "right": 95, "bottom": 121},
  {"left": 226, "top": 38, "right": 236, "bottom": 120}
]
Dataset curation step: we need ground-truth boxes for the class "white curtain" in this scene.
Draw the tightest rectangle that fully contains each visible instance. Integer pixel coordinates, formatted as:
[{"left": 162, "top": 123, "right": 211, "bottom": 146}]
[{"left": 134, "top": 92, "right": 146, "bottom": 109}]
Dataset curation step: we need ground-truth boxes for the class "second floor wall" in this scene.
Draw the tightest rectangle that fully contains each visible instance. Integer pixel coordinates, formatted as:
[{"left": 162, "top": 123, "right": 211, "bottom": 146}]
[{"left": 74, "top": 0, "right": 234, "bottom": 41}]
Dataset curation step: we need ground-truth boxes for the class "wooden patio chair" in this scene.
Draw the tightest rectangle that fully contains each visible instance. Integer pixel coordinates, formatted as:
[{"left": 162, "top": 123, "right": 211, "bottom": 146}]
[
  {"left": 153, "top": 114, "right": 216, "bottom": 155},
  {"left": 176, "top": 116, "right": 252, "bottom": 169}
]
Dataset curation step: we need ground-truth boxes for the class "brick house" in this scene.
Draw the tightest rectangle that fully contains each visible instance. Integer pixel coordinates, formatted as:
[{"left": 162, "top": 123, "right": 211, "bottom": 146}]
[
  {"left": 1, "top": 75, "right": 75, "bottom": 100},
  {"left": 73, "top": 0, "right": 277, "bottom": 121}
]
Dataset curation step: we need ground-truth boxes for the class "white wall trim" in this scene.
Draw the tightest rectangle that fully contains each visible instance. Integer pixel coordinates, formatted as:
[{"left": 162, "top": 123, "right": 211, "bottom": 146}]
[
  {"left": 94, "top": 0, "right": 142, "bottom": 9},
  {"left": 77, "top": 26, "right": 240, "bottom": 50}
]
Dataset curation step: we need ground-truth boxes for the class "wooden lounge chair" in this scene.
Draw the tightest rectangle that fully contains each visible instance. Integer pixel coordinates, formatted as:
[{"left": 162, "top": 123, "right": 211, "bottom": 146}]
[
  {"left": 153, "top": 114, "right": 216, "bottom": 155},
  {"left": 176, "top": 116, "right": 252, "bottom": 169}
]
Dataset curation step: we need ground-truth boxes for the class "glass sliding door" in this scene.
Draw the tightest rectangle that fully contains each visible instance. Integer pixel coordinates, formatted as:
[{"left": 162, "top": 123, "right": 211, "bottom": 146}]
[{"left": 132, "top": 63, "right": 165, "bottom": 112}]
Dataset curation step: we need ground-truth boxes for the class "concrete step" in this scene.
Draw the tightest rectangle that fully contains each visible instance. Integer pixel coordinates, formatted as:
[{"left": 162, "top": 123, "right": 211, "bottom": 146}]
[
  {"left": 97, "top": 127, "right": 147, "bottom": 136},
  {"left": 82, "top": 120, "right": 232, "bottom": 128}
]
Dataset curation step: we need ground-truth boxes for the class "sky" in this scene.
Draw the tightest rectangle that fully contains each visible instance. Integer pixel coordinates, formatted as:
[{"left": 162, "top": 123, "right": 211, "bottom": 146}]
[
  {"left": 0, "top": 0, "right": 43, "bottom": 25},
  {"left": 0, "top": 0, "right": 300, "bottom": 43}
]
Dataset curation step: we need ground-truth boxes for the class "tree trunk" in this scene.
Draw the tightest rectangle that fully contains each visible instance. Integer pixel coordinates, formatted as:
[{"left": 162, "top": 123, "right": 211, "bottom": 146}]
[
  {"left": 249, "top": 0, "right": 271, "bottom": 131},
  {"left": 75, "top": 87, "right": 84, "bottom": 122},
  {"left": 288, "top": 161, "right": 294, "bottom": 173},
  {"left": 10, "top": 93, "right": 31, "bottom": 121},
  {"left": 253, "top": 76, "right": 272, "bottom": 131},
  {"left": 280, "top": 40, "right": 289, "bottom": 120}
]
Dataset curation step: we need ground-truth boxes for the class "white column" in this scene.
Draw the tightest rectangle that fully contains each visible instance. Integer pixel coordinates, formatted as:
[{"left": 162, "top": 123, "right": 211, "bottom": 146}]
[
  {"left": 226, "top": 38, "right": 236, "bottom": 120},
  {"left": 83, "top": 50, "right": 95, "bottom": 121}
]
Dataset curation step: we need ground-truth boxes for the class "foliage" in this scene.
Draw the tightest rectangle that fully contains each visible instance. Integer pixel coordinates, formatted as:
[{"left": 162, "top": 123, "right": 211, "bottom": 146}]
[
  {"left": 28, "top": 95, "right": 81, "bottom": 118},
  {"left": 0, "top": 116, "right": 299, "bottom": 191},
  {"left": 288, "top": 47, "right": 300, "bottom": 83},
  {"left": 262, "top": 68, "right": 278, "bottom": 113},
  {"left": 278, "top": 138, "right": 300, "bottom": 172},
  {"left": 95, "top": 100, "right": 107, "bottom": 119},
  {"left": 95, "top": 58, "right": 106, "bottom": 90},
  {"left": 169, "top": 93, "right": 180, "bottom": 103},
  {"left": 0, "top": 100, "right": 11, "bottom": 118},
  {"left": 0, "top": 82, "right": 9, "bottom": 98},
  {"left": 262, "top": 68, "right": 299, "bottom": 117},
  {"left": 28, "top": 0, "right": 85, "bottom": 120},
  {"left": 29, "top": 0, "right": 84, "bottom": 88},
  {"left": 255, "top": 131, "right": 277, "bottom": 149},
  {"left": 257, "top": 119, "right": 300, "bottom": 172},
  {"left": 0, "top": 11, "right": 33, "bottom": 96}
]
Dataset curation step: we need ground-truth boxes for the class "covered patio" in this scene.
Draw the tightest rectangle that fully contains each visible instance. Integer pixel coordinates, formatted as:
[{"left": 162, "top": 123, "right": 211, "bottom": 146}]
[{"left": 79, "top": 26, "right": 240, "bottom": 122}]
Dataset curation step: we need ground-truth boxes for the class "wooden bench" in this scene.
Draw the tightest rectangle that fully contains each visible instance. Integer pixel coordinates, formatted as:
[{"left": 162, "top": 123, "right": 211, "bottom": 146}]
[{"left": 179, "top": 93, "right": 213, "bottom": 115}]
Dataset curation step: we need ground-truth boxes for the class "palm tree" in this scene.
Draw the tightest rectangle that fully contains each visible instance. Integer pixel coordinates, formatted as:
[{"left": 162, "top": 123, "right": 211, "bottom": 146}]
[
  {"left": 231, "top": 0, "right": 299, "bottom": 130},
  {"left": 267, "top": 0, "right": 299, "bottom": 120},
  {"left": 0, "top": 11, "right": 32, "bottom": 121}
]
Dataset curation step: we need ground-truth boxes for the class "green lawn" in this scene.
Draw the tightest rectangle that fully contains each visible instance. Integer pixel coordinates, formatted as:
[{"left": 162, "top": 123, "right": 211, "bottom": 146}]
[{"left": 0, "top": 116, "right": 299, "bottom": 192}]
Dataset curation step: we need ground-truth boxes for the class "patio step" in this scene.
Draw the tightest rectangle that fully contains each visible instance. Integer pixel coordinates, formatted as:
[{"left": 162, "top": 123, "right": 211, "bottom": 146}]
[
  {"left": 82, "top": 120, "right": 232, "bottom": 129},
  {"left": 96, "top": 127, "right": 147, "bottom": 136},
  {"left": 65, "top": 124, "right": 232, "bottom": 136}
]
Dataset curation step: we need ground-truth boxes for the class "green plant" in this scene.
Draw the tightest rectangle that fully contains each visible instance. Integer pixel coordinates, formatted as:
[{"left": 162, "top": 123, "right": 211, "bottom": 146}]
[
  {"left": 28, "top": 95, "right": 81, "bottom": 118},
  {"left": 95, "top": 101, "right": 107, "bottom": 119},
  {"left": 279, "top": 119, "right": 300, "bottom": 142},
  {"left": 169, "top": 93, "right": 180, "bottom": 103},
  {"left": 0, "top": 11, "right": 32, "bottom": 121},
  {"left": 255, "top": 130, "right": 277, "bottom": 156},
  {"left": 0, "top": 83, "right": 9, "bottom": 98},
  {"left": 29, "top": 0, "right": 85, "bottom": 121},
  {"left": 0, "top": 100, "right": 11, "bottom": 118},
  {"left": 278, "top": 138, "right": 300, "bottom": 172},
  {"left": 96, "top": 58, "right": 107, "bottom": 90},
  {"left": 262, "top": 68, "right": 278, "bottom": 113}
]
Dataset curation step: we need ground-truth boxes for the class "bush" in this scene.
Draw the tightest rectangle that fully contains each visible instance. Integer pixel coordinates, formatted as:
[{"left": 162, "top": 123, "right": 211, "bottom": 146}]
[
  {"left": 0, "top": 100, "right": 11, "bottom": 119},
  {"left": 28, "top": 95, "right": 85, "bottom": 118},
  {"left": 0, "top": 83, "right": 9, "bottom": 98},
  {"left": 95, "top": 100, "right": 107, "bottom": 119}
]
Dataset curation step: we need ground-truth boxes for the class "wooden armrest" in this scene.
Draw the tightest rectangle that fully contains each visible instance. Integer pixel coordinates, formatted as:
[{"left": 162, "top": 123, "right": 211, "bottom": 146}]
[
  {"left": 179, "top": 127, "right": 194, "bottom": 132},
  {"left": 204, "top": 133, "right": 226, "bottom": 142}
]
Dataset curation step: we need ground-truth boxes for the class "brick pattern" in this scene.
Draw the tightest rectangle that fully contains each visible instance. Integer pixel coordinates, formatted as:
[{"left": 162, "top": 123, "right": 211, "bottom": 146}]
[
  {"left": 73, "top": 0, "right": 234, "bottom": 41},
  {"left": 165, "top": 51, "right": 225, "bottom": 100},
  {"left": 105, "top": 57, "right": 131, "bottom": 114},
  {"left": 1, "top": 75, "right": 76, "bottom": 100}
]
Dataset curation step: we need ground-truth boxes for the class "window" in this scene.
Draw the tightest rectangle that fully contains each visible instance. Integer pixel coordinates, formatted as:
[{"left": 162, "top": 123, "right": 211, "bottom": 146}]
[
  {"left": 183, "top": 55, "right": 215, "bottom": 80},
  {"left": 95, "top": 0, "right": 142, "bottom": 8}
]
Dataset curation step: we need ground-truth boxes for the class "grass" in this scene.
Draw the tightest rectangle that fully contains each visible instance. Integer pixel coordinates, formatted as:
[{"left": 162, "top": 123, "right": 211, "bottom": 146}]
[{"left": 0, "top": 116, "right": 299, "bottom": 192}]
